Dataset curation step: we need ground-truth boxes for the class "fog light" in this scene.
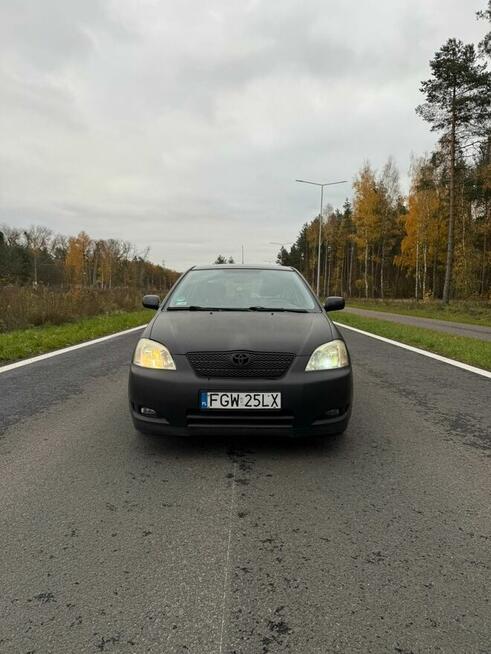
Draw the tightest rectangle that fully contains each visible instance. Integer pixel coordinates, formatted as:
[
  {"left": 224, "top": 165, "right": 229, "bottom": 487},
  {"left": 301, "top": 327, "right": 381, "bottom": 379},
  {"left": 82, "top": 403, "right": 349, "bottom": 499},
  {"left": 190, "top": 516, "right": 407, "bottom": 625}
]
[
  {"left": 325, "top": 409, "right": 340, "bottom": 418},
  {"left": 140, "top": 407, "right": 157, "bottom": 417}
]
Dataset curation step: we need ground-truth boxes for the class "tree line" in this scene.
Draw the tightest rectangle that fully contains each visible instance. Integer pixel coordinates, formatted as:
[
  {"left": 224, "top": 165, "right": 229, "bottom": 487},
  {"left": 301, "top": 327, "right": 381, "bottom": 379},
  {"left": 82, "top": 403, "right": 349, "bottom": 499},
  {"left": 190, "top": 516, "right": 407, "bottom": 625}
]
[
  {"left": 279, "top": 5, "right": 491, "bottom": 302},
  {"left": 0, "top": 225, "right": 180, "bottom": 291}
]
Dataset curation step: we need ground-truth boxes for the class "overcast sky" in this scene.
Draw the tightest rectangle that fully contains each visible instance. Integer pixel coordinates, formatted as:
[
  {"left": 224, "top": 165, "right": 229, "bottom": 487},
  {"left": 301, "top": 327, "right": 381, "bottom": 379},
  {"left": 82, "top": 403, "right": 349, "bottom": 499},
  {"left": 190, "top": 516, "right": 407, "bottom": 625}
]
[{"left": 0, "top": 1, "right": 487, "bottom": 270}]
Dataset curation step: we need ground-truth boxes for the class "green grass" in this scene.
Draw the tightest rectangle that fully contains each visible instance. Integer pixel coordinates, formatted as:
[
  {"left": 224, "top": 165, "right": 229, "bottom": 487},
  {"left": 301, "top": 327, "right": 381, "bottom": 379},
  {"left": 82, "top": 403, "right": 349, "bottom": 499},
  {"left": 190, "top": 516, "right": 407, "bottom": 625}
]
[
  {"left": 334, "top": 312, "right": 491, "bottom": 371},
  {"left": 0, "top": 309, "right": 153, "bottom": 365},
  {"left": 346, "top": 299, "right": 491, "bottom": 327}
]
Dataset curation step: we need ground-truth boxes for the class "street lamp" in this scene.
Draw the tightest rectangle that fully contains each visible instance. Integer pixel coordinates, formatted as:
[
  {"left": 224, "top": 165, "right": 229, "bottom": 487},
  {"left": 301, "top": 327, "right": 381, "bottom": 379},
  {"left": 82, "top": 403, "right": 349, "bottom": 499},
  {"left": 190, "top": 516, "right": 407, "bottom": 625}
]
[{"left": 295, "top": 178, "right": 347, "bottom": 296}]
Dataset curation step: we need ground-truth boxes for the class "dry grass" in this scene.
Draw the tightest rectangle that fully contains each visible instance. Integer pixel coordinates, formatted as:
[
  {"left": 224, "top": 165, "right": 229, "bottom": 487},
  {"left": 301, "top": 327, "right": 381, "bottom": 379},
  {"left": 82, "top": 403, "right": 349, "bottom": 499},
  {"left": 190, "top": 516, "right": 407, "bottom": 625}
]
[{"left": 0, "top": 286, "right": 147, "bottom": 332}]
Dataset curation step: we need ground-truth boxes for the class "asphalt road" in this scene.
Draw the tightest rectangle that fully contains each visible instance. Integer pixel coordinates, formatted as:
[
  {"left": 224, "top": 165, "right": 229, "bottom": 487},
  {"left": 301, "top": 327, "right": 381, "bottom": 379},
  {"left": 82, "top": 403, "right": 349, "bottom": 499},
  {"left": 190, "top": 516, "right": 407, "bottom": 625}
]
[
  {"left": 0, "top": 328, "right": 490, "bottom": 654},
  {"left": 343, "top": 306, "right": 491, "bottom": 341}
]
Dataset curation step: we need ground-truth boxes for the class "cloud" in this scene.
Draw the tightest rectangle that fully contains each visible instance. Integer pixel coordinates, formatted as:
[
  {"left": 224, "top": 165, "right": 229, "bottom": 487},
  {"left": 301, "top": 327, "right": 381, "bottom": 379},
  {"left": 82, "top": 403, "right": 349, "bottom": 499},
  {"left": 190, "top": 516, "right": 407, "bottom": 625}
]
[{"left": 0, "top": 0, "right": 487, "bottom": 269}]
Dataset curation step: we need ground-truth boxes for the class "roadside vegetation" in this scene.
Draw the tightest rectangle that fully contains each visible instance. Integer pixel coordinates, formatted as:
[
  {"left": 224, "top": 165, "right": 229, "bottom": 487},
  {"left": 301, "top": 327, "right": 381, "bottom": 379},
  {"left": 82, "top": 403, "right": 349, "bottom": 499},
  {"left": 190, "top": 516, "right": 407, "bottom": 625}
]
[
  {"left": 334, "top": 312, "right": 491, "bottom": 371},
  {"left": 0, "top": 286, "right": 145, "bottom": 332},
  {"left": 346, "top": 299, "right": 491, "bottom": 327},
  {"left": 0, "top": 309, "right": 153, "bottom": 365}
]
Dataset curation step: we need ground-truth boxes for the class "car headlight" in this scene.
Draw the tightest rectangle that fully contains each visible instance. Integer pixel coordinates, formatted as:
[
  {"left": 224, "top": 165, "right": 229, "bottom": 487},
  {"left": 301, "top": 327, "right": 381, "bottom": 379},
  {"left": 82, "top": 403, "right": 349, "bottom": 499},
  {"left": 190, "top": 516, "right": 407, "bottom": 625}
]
[
  {"left": 305, "top": 339, "right": 349, "bottom": 371},
  {"left": 133, "top": 338, "right": 176, "bottom": 370}
]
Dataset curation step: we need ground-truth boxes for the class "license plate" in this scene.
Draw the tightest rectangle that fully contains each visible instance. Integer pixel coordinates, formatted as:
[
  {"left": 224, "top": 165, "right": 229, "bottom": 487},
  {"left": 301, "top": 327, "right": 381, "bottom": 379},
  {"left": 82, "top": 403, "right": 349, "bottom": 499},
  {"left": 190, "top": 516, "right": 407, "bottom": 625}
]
[{"left": 199, "top": 391, "right": 281, "bottom": 410}]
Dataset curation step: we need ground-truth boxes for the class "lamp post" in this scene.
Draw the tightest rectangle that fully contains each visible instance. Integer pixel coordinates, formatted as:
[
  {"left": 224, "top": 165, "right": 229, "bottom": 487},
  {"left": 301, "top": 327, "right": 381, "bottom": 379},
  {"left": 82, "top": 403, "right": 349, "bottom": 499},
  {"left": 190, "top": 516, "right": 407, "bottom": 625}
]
[{"left": 295, "top": 179, "right": 347, "bottom": 296}]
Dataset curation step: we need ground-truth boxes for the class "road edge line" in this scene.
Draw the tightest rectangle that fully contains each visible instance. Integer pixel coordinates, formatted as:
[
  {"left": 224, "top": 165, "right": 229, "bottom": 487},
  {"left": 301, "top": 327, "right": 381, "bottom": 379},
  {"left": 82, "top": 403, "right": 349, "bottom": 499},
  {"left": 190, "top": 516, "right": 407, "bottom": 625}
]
[
  {"left": 0, "top": 324, "right": 147, "bottom": 374},
  {"left": 333, "top": 321, "right": 491, "bottom": 380}
]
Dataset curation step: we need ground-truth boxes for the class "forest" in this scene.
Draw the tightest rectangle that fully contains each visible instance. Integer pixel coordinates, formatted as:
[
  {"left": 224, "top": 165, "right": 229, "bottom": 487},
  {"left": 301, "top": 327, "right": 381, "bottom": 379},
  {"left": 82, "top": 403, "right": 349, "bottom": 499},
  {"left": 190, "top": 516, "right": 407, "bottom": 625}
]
[
  {"left": 0, "top": 227, "right": 180, "bottom": 331},
  {"left": 279, "top": 6, "right": 491, "bottom": 302},
  {"left": 0, "top": 225, "right": 179, "bottom": 291}
]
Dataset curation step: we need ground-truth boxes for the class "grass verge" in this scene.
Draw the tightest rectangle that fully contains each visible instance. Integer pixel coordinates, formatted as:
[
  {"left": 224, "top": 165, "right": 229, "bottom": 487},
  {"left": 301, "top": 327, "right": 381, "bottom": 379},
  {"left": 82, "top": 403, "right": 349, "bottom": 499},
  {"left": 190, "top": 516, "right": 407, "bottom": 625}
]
[
  {"left": 347, "top": 299, "right": 491, "bottom": 327},
  {"left": 0, "top": 309, "right": 153, "bottom": 365},
  {"left": 334, "top": 312, "right": 491, "bottom": 372}
]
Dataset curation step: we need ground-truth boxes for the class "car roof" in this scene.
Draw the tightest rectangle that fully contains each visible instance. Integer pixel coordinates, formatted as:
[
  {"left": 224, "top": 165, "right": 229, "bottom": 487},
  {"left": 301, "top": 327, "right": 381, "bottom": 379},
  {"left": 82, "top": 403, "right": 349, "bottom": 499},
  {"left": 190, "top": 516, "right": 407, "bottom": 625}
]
[{"left": 190, "top": 264, "right": 295, "bottom": 271}]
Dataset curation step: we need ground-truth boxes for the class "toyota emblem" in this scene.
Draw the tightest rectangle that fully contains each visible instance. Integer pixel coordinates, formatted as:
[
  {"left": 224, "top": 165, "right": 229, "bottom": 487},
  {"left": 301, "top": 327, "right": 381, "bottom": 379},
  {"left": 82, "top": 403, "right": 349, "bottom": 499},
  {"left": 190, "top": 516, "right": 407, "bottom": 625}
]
[{"left": 231, "top": 352, "right": 251, "bottom": 367}]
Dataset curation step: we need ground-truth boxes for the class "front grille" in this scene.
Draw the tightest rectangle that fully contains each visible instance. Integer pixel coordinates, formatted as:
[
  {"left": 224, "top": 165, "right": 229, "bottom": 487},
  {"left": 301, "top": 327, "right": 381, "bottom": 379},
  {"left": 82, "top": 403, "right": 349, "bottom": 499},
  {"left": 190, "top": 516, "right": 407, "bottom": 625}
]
[
  {"left": 186, "top": 410, "right": 294, "bottom": 429},
  {"left": 186, "top": 351, "right": 295, "bottom": 379}
]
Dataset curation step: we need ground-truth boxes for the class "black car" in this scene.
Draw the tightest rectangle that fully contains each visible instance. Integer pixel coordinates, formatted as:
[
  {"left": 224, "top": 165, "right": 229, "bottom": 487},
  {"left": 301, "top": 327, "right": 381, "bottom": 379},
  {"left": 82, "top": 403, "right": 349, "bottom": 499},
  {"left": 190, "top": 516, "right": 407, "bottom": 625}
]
[{"left": 129, "top": 264, "right": 352, "bottom": 438}]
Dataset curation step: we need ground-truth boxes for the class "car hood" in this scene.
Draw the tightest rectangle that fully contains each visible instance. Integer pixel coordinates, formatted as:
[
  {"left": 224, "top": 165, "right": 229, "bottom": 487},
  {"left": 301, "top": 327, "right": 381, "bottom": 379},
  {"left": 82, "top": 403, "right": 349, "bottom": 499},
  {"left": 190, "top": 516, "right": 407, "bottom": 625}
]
[{"left": 148, "top": 310, "right": 334, "bottom": 356}]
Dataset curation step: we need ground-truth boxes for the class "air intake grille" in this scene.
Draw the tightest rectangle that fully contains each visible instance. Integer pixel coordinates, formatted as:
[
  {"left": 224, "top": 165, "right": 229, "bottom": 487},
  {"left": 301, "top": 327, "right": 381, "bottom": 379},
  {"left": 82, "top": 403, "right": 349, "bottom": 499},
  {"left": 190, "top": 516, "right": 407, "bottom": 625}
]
[
  {"left": 186, "top": 411, "right": 294, "bottom": 428},
  {"left": 187, "top": 351, "right": 295, "bottom": 379}
]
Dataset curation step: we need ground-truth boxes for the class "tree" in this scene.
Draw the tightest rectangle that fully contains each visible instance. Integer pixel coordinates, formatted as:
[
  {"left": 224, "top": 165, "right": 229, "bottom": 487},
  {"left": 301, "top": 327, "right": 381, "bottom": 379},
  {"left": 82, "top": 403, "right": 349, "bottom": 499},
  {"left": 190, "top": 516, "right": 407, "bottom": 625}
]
[
  {"left": 477, "top": 1, "right": 491, "bottom": 59},
  {"left": 340, "top": 200, "right": 355, "bottom": 296},
  {"left": 352, "top": 163, "right": 380, "bottom": 298},
  {"left": 213, "top": 255, "right": 235, "bottom": 264},
  {"left": 65, "top": 231, "right": 92, "bottom": 286},
  {"left": 416, "top": 38, "right": 491, "bottom": 302},
  {"left": 398, "top": 157, "right": 445, "bottom": 299},
  {"left": 23, "top": 225, "right": 52, "bottom": 286},
  {"left": 276, "top": 246, "right": 288, "bottom": 265},
  {"left": 378, "top": 157, "right": 403, "bottom": 299},
  {"left": 0, "top": 225, "right": 30, "bottom": 283}
]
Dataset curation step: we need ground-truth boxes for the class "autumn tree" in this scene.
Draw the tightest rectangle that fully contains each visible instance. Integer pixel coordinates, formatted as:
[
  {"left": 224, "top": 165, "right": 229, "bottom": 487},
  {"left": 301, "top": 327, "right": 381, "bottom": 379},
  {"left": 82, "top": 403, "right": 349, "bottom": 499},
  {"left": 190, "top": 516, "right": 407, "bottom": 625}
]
[
  {"left": 377, "top": 158, "right": 403, "bottom": 299},
  {"left": 398, "top": 157, "right": 445, "bottom": 298},
  {"left": 416, "top": 38, "right": 491, "bottom": 303},
  {"left": 65, "top": 231, "right": 92, "bottom": 286},
  {"left": 352, "top": 163, "right": 380, "bottom": 298}
]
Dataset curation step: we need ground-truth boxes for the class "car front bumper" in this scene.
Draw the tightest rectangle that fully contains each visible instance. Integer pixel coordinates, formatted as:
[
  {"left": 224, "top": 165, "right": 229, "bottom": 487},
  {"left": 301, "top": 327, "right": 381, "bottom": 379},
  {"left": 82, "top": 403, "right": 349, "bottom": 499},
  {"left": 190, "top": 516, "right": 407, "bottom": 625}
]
[{"left": 129, "top": 355, "right": 352, "bottom": 438}]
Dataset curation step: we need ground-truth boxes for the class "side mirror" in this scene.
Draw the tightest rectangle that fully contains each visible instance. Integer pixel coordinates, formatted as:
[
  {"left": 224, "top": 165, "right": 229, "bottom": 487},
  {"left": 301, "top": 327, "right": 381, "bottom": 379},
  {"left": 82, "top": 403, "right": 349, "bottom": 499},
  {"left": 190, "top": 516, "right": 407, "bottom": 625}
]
[
  {"left": 142, "top": 294, "right": 160, "bottom": 310},
  {"left": 324, "top": 296, "right": 345, "bottom": 312}
]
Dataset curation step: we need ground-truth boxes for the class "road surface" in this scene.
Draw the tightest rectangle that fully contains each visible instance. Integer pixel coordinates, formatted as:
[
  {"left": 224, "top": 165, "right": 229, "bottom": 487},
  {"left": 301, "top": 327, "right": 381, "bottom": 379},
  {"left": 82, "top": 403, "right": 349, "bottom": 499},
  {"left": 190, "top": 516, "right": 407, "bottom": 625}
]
[
  {"left": 343, "top": 306, "right": 491, "bottom": 341},
  {"left": 0, "top": 328, "right": 490, "bottom": 653}
]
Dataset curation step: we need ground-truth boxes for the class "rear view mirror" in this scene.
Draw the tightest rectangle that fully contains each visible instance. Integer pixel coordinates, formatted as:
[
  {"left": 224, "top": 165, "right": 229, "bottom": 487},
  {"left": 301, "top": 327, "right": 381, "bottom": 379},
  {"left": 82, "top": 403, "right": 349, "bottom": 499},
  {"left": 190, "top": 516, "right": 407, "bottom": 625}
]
[
  {"left": 142, "top": 294, "right": 160, "bottom": 310},
  {"left": 324, "top": 296, "right": 345, "bottom": 312}
]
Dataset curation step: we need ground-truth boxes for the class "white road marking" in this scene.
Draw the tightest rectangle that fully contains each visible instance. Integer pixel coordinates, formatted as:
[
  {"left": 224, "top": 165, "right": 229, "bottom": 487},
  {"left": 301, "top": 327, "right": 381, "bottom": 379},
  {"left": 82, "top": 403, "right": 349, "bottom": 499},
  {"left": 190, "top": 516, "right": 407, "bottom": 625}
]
[
  {"left": 334, "top": 321, "right": 491, "bottom": 380},
  {"left": 0, "top": 325, "right": 146, "bottom": 375},
  {"left": 218, "top": 461, "right": 237, "bottom": 654}
]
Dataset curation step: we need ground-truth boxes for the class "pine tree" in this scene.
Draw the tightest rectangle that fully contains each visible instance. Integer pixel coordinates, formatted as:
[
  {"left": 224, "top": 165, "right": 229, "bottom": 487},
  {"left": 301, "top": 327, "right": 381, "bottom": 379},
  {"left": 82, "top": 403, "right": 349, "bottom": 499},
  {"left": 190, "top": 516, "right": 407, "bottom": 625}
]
[
  {"left": 416, "top": 38, "right": 491, "bottom": 303},
  {"left": 477, "top": 1, "right": 491, "bottom": 58}
]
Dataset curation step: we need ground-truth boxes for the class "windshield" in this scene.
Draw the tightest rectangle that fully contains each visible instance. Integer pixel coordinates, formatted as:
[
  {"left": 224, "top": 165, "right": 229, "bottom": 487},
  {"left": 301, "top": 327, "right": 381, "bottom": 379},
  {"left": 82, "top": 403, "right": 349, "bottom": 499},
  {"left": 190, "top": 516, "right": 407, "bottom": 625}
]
[{"left": 166, "top": 268, "right": 319, "bottom": 312}]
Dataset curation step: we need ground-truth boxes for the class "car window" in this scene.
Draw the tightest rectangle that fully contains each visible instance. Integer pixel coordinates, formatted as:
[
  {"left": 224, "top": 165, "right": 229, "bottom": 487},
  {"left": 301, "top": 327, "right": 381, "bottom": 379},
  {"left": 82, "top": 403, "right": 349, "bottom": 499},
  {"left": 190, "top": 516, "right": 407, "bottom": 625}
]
[{"left": 167, "top": 269, "right": 319, "bottom": 311}]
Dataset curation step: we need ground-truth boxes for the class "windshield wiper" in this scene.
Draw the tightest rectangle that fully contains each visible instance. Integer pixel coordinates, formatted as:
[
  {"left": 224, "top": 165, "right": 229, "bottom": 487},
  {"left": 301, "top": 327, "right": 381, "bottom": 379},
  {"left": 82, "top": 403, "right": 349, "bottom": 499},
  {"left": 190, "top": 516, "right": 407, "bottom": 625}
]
[
  {"left": 167, "top": 305, "right": 309, "bottom": 313},
  {"left": 248, "top": 306, "right": 309, "bottom": 313},
  {"left": 167, "top": 306, "right": 249, "bottom": 311}
]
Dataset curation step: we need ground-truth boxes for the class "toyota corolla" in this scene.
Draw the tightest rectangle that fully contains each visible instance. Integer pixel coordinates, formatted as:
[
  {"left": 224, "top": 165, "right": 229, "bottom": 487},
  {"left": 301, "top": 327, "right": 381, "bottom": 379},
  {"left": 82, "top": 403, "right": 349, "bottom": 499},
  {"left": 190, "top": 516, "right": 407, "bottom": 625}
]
[{"left": 129, "top": 264, "right": 352, "bottom": 438}]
